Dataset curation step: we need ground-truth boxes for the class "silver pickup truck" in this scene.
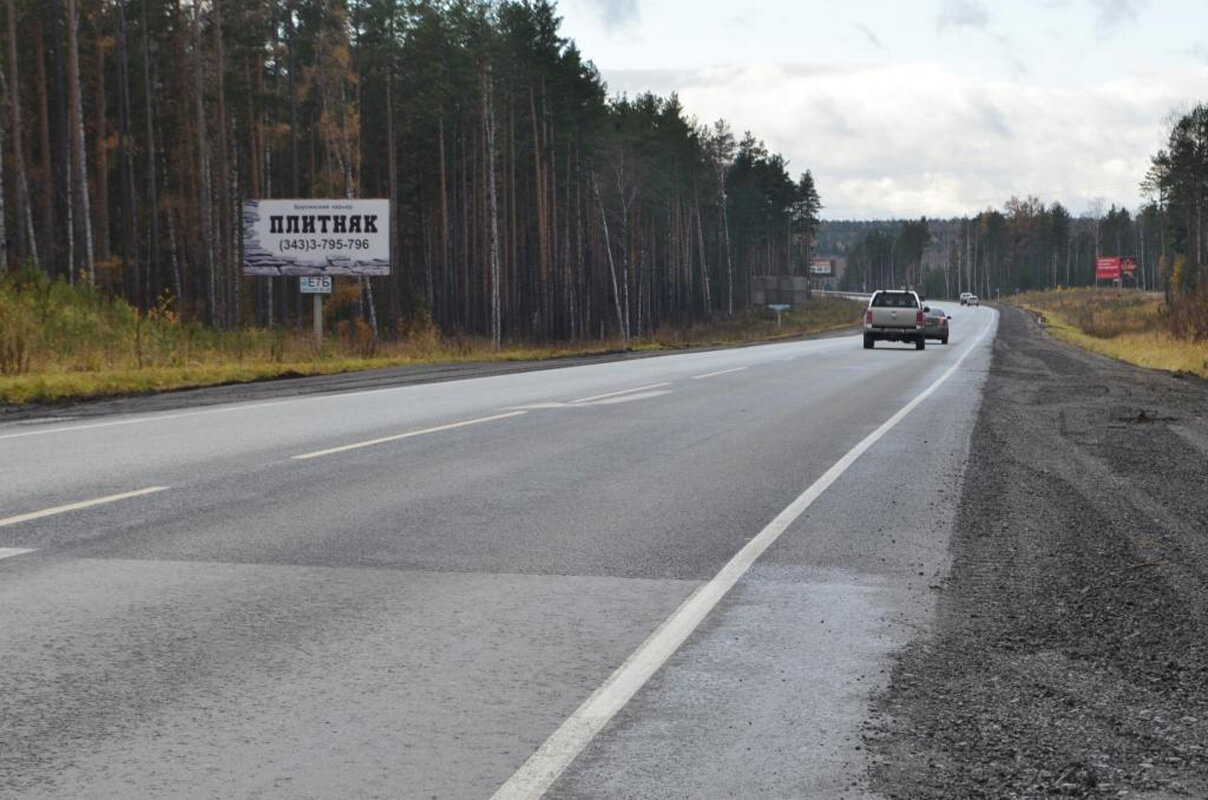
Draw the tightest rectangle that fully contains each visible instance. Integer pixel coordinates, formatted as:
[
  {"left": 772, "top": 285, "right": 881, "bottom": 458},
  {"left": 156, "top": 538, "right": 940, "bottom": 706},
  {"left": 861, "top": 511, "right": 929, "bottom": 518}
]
[{"left": 863, "top": 290, "right": 926, "bottom": 350}]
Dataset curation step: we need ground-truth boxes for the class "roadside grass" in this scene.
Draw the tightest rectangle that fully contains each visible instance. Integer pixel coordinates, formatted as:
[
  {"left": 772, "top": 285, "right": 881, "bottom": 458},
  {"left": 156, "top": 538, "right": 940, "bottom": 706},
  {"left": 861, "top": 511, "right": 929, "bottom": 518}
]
[
  {"left": 1011, "top": 288, "right": 1208, "bottom": 379},
  {"left": 0, "top": 271, "right": 861, "bottom": 405}
]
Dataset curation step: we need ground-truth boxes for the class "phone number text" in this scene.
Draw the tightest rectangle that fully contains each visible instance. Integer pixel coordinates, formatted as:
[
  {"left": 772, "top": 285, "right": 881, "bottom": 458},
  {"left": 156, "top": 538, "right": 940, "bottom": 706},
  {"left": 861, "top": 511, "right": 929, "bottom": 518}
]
[{"left": 279, "top": 238, "right": 372, "bottom": 252}]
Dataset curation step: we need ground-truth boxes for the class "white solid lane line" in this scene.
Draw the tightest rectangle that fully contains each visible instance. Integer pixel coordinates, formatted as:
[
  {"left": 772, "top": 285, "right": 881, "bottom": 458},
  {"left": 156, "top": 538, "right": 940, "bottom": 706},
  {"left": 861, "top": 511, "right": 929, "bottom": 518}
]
[
  {"left": 691, "top": 366, "right": 748, "bottom": 380},
  {"left": 0, "top": 486, "right": 170, "bottom": 529},
  {"left": 0, "top": 548, "right": 36, "bottom": 561},
  {"left": 490, "top": 312, "right": 997, "bottom": 800},
  {"left": 568, "top": 383, "right": 671, "bottom": 404},
  {"left": 291, "top": 411, "right": 528, "bottom": 461}
]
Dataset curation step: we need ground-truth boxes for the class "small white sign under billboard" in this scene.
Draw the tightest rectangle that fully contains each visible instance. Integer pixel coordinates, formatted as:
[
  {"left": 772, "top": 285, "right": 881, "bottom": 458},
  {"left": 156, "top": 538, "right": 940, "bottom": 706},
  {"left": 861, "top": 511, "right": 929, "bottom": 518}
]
[
  {"left": 300, "top": 276, "right": 333, "bottom": 294},
  {"left": 243, "top": 199, "right": 391, "bottom": 276}
]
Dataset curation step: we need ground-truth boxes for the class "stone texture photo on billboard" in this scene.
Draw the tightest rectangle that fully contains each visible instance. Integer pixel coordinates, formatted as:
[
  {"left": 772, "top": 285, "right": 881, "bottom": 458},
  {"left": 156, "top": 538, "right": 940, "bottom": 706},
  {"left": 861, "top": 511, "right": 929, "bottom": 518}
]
[{"left": 242, "top": 199, "right": 392, "bottom": 276}]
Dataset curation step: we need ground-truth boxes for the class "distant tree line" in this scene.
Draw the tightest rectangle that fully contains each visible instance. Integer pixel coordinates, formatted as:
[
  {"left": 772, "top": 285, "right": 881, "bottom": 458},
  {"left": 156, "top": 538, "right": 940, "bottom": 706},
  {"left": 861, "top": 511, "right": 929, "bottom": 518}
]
[
  {"left": 839, "top": 199, "right": 1166, "bottom": 300},
  {"left": 0, "top": 0, "right": 822, "bottom": 344},
  {"left": 838, "top": 104, "right": 1208, "bottom": 308}
]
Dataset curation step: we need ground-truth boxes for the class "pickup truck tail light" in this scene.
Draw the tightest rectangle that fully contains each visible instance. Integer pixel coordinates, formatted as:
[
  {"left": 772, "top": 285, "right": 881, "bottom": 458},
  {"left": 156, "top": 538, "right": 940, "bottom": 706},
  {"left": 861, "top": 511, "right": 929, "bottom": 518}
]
[
  {"left": 865, "top": 310, "right": 873, "bottom": 325},
  {"left": 916, "top": 310, "right": 925, "bottom": 327}
]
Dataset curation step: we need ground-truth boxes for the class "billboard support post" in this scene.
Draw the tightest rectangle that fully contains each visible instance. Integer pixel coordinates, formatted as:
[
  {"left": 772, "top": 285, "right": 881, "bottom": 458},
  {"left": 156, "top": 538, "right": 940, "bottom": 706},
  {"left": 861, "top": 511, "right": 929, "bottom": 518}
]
[{"left": 314, "top": 293, "right": 323, "bottom": 348}]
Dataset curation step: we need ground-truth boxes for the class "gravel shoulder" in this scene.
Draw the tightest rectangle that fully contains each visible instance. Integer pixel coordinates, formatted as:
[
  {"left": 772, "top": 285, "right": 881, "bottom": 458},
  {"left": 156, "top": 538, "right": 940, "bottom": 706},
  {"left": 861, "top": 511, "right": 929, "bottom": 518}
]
[{"left": 868, "top": 305, "right": 1208, "bottom": 799}]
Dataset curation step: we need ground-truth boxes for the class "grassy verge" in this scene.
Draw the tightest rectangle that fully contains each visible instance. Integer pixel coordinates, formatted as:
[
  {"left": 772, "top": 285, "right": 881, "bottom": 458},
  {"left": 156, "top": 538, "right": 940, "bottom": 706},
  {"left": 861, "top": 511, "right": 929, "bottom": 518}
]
[
  {"left": 1010, "top": 288, "right": 1208, "bottom": 379},
  {"left": 0, "top": 272, "right": 861, "bottom": 405}
]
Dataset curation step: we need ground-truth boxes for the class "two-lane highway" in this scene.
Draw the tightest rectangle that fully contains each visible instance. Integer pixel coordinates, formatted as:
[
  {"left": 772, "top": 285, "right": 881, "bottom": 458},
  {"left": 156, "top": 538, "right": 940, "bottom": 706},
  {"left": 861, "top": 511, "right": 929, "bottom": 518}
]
[{"left": 0, "top": 305, "right": 997, "bottom": 798}]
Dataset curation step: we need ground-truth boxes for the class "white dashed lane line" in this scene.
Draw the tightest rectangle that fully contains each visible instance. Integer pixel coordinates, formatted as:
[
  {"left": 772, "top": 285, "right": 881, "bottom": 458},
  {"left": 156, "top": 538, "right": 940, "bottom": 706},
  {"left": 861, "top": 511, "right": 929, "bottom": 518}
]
[
  {"left": 0, "top": 486, "right": 170, "bottom": 529},
  {"left": 691, "top": 367, "right": 748, "bottom": 380}
]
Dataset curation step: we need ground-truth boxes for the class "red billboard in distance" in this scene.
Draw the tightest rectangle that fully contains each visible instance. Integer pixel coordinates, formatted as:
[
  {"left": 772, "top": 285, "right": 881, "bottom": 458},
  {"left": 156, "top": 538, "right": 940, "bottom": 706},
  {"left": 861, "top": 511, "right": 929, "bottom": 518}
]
[{"left": 1096, "top": 257, "right": 1121, "bottom": 280}]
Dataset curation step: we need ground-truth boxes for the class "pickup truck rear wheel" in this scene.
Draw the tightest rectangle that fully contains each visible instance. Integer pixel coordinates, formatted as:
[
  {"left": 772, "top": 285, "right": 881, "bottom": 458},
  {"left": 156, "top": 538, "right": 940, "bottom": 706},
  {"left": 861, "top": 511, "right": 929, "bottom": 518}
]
[
  {"left": 863, "top": 334, "right": 874, "bottom": 349},
  {"left": 916, "top": 335, "right": 926, "bottom": 351}
]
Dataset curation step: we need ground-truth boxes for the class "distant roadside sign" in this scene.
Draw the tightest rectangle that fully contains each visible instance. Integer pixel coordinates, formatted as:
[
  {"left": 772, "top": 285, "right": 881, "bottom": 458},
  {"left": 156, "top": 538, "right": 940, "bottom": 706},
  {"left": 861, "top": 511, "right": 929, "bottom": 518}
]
[
  {"left": 1121, "top": 257, "right": 1137, "bottom": 276},
  {"left": 243, "top": 198, "right": 391, "bottom": 276},
  {"left": 810, "top": 258, "right": 834, "bottom": 276},
  {"left": 300, "top": 276, "right": 333, "bottom": 294},
  {"left": 1096, "top": 257, "right": 1121, "bottom": 280}
]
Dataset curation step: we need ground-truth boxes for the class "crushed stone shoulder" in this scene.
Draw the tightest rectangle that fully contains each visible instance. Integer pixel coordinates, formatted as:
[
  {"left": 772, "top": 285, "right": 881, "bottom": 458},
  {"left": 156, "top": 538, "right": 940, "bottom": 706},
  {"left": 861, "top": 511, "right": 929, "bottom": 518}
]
[{"left": 867, "top": 305, "right": 1208, "bottom": 799}]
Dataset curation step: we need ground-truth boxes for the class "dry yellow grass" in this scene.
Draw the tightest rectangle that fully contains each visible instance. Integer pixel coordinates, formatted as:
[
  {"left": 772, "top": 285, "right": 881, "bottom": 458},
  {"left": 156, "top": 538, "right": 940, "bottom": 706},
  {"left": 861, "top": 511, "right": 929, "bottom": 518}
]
[
  {"left": 0, "top": 272, "right": 862, "bottom": 404},
  {"left": 1013, "top": 288, "right": 1208, "bottom": 379}
]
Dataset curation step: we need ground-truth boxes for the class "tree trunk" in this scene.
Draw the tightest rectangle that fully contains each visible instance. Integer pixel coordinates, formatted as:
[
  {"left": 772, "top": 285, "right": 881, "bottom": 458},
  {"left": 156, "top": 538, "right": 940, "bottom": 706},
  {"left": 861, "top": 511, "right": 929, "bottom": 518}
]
[
  {"left": 438, "top": 112, "right": 449, "bottom": 314},
  {"left": 92, "top": 5, "right": 109, "bottom": 263},
  {"left": 213, "top": 0, "right": 233, "bottom": 326},
  {"left": 0, "top": 91, "right": 6, "bottom": 266},
  {"left": 34, "top": 18, "right": 53, "bottom": 272},
  {"left": 116, "top": 0, "right": 139, "bottom": 305},
  {"left": 65, "top": 0, "right": 94, "bottom": 283},
  {"left": 141, "top": 0, "right": 160, "bottom": 299},
  {"left": 48, "top": 0, "right": 73, "bottom": 280},
  {"left": 592, "top": 172, "right": 627, "bottom": 343},
  {"left": 529, "top": 85, "right": 547, "bottom": 338},
  {"left": 4, "top": 1, "right": 36, "bottom": 266},
  {"left": 481, "top": 53, "right": 501, "bottom": 346},
  {"left": 695, "top": 190, "right": 710, "bottom": 314},
  {"left": 386, "top": 59, "right": 398, "bottom": 326},
  {"left": 192, "top": 2, "right": 215, "bottom": 325}
]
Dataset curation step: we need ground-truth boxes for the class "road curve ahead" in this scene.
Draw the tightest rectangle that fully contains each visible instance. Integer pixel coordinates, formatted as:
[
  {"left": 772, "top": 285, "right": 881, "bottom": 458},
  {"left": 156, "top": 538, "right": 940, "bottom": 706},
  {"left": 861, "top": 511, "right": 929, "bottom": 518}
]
[{"left": 0, "top": 305, "right": 997, "bottom": 799}]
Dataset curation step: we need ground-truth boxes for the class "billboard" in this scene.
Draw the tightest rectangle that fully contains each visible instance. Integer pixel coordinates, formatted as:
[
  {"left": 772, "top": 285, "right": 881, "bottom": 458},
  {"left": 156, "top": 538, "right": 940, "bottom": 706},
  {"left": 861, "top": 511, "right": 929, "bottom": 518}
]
[
  {"left": 243, "top": 199, "right": 391, "bottom": 276},
  {"left": 1096, "top": 257, "right": 1121, "bottom": 280},
  {"left": 1121, "top": 257, "right": 1137, "bottom": 276},
  {"left": 810, "top": 258, "right": 834, "bottom": 276}
]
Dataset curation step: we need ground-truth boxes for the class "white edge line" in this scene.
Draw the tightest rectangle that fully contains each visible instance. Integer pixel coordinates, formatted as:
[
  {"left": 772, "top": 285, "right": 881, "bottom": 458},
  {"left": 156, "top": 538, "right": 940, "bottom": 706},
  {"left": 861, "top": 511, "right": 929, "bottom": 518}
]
[
  {"left": 567, "top": 383, "right": 671, "bottom": 404},
  {"left": 490, "top": 311, "right": 997, "bottom": 800},
  {"left": 691, "top": 366, "right": 748, "bottom": 380},
  {"left": 0, "top": 399, "right": 307, "bottom": 442},
  {"left": 0, "top": 548, "right": 36, "bottom": 561},
  {"left": 292, "top": 411, "right": 528, "bottom": 461},
  {"left": 0, "top": 486, "right": 170, "bottom": 529}
]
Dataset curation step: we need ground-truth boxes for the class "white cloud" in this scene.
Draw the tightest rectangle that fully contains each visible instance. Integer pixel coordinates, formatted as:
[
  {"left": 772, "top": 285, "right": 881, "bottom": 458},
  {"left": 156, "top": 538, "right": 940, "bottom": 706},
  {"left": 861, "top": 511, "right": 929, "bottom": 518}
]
[
  {"left": 582, "top": 0, "right": 640, "bottom": 31},
  {"left": 603, "top": 62, "right": 1207, "bottom": 219},
  {"left": 1089, "top": 0, "right": 1144, "bottom": 31},
  {"left": 937, "top": 0, "right": 990, "bottom": 32}
]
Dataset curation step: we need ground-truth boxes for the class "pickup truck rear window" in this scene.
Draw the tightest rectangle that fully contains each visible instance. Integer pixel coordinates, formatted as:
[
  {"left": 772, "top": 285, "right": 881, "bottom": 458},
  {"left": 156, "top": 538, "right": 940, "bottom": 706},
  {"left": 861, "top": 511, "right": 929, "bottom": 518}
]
[{"left": 871, "top": 293, "right": 918, "bottom": 308}]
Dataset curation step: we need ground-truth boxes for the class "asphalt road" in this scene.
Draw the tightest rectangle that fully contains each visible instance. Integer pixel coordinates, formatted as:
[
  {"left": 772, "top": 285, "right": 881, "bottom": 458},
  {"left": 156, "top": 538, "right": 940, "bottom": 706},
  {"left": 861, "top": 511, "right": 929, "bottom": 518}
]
[{"left": 0, "top": 305, "right": 998, "bottom": 799}]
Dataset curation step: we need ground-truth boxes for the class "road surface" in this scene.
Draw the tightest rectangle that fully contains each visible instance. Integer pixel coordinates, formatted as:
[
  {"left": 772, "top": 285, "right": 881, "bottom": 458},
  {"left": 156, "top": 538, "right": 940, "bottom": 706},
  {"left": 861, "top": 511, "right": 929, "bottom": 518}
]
[{"left": 0, "top": 305, "right": 997, "bottom": 799}]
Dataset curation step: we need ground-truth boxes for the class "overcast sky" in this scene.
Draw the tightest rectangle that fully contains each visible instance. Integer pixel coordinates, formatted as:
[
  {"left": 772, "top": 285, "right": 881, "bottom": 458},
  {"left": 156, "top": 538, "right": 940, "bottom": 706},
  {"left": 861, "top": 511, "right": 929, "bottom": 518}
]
[{"left": 555, "top": 0, "right": 1208, "bottom": 219}]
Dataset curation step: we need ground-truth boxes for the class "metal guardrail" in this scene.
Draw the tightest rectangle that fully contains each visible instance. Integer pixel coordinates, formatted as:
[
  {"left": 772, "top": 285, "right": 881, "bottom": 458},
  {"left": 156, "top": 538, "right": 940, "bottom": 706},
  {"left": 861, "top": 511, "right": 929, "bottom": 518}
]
[{"left": 814, "top": 290, "right": 872, "bottom": 302}]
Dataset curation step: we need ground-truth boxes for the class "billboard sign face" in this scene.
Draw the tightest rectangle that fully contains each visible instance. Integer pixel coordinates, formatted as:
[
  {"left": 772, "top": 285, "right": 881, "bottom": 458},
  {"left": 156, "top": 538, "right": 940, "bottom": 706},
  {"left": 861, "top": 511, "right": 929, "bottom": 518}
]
[
  {"left": 1121, "top": 257, "right": 1137, "bottom": 276},
  {"left": 1096, "top": 257, "right": 1121, "bottom": 280},
  {"left": 243, "top": 199, "right": 391, "bottom": 276},
  {"left": 810, "top": 258, "right": 834, "bottom": 276}
]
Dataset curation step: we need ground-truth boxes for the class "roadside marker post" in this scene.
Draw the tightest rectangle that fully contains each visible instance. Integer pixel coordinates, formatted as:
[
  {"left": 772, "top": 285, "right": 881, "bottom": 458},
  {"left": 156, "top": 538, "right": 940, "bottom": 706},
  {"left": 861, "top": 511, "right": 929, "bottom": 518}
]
[{"left": 300, "top": 275, "right": 332, "bottom": 348}]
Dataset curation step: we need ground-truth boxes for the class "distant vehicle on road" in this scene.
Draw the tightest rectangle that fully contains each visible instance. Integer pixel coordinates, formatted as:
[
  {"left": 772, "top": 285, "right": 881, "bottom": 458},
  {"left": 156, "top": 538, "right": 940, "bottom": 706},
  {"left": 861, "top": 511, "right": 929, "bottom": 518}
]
[
  {"left": 863, "top": 290, "right": 926, "bottom": 350},
  {"left": 923, "top": 307, "right": 950, "bottom": 344},
  {"left": 968, "top": 295, "right": 980, "bottom": 307},
  {"left": 959, "top": 292, "right": 973, "bottom": 306}
]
